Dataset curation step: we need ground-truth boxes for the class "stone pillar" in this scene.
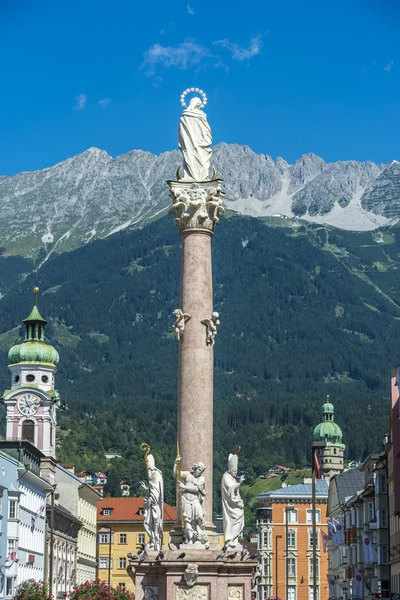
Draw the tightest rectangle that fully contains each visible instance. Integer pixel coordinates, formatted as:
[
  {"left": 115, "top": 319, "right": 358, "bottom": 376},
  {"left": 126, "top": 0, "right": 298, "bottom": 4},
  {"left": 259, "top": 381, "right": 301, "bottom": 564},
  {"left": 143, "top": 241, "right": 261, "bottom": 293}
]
[{"left": 168, "top": 179, "right": 224, "bottom": 542}]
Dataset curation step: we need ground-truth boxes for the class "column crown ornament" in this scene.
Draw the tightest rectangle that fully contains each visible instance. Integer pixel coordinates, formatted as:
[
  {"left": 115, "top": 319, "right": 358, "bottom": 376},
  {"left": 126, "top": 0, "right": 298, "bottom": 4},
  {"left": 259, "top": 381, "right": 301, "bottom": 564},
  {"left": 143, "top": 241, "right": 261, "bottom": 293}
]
[{"left": 168, "top": 179, "right": 224, "bottom": 234}]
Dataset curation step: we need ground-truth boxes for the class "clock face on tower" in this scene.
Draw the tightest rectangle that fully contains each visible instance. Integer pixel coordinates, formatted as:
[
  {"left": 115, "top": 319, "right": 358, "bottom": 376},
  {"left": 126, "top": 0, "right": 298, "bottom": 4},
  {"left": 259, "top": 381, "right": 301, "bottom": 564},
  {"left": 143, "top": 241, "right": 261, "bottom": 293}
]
[{"left": 17, "top": 393, "right": 40, "bottom": 416}]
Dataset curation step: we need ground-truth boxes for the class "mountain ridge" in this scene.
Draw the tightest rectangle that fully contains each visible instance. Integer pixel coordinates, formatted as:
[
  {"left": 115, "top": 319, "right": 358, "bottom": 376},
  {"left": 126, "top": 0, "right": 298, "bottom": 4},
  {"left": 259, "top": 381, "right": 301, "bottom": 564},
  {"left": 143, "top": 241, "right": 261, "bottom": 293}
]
[{"left": 1, "top": 144, "right": 399, "bottom": 261}]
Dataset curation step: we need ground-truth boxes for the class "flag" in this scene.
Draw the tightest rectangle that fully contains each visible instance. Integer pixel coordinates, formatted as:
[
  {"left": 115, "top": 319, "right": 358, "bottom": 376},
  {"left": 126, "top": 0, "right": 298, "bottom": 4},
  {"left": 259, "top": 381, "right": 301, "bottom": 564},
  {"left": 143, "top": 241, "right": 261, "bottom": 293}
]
[
  {"left": 321, "top": 529, "right": 329, "bottom": 552},
  {"left": 332, "top": 518, "right": 345, "bottom": 545},
  {"left": 362, "top": 532, "right": 374, "bottom": 564},
  {"left": 313, "top": 449, "right": 321, "bottom": 479},
  {"left": 328, "top": 576, "right": 336, "bottom": 599},
  {"left": 328, "top": 519, "right": 338, "bottom": 547},
  {"left": 352, "top": 568, "right": 363, "bottom": 598}
]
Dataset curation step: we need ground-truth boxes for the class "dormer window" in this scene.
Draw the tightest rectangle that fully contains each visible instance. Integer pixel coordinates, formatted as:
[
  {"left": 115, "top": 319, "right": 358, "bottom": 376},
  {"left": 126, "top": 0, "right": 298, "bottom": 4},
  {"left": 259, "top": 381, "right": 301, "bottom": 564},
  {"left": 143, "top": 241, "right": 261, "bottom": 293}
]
[
  {"left": 103, "top": 508, "right": 112, "bottom": 516},
  {"left": 138, "top": 508, "right": 145, "bottom": 517}
]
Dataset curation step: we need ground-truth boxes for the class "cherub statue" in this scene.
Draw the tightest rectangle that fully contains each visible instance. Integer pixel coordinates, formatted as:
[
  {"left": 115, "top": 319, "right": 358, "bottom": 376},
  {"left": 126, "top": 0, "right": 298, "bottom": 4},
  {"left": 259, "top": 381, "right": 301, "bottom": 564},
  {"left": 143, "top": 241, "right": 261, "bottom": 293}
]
[
  {"left": 201, "top": 312, "right": 220, "bottom": 346},
  {"left": 173, "top": 309, "right": 191, "bottom": 341}
]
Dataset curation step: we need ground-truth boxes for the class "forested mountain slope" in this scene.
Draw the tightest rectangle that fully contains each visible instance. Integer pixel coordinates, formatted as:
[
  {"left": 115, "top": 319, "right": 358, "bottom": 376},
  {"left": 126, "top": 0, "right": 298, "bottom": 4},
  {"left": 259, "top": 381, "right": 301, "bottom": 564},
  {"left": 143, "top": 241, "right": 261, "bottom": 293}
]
[{"left": 0, "top": 215, "right": 398, "bottom": 509}]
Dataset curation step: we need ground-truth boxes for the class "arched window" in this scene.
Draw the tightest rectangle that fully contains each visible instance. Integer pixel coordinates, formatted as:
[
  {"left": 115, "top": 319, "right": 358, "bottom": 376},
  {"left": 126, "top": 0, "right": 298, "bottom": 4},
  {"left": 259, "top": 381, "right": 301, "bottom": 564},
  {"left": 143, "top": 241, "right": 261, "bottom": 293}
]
[{"left": 22, "top": 420, "right": 35, "bottom": 443}]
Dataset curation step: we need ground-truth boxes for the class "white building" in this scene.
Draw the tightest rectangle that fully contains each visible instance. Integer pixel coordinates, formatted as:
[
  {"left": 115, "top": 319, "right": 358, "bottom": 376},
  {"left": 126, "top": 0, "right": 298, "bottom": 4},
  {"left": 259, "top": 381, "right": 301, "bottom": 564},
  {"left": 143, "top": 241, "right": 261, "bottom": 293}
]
[{"left": 55, "top": 464, "right": 100, "bottom": 584}]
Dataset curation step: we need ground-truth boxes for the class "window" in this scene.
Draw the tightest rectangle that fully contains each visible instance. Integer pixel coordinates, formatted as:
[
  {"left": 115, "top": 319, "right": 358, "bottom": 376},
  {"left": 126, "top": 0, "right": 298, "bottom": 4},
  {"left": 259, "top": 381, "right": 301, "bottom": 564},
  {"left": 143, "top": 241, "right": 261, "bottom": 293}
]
[
  {"left": 14, "top": 375, "right": 20, "bottom": 383},
  {"left": 119, "top": 557, "right": 126, "bottom": 569},
  {"left": 306, "top": 509, "right": 320, "bottom": 524},
  {"left": 379, "top": 509, "right": 388, "bottom": 528},
  {"left": 309, "top": 587, "right": 319, "bottom": 600},
  {"left": 7, "top": 539, "right": 17, "bottom": 554},
  {"left": 22, "top": 420, "right": 35, "bottom": 443},
  {"left": 288, "top": 529, "right": 296, "bottom": 548},
  {"left": 120, "top": 533, "right": 127, "bottom": 544},
  {"left": 138, "top": 534, "right": 145, "bottom": 545},
  {"left": 103, "top": 509, "right": 112, "bottom": 516},
  {"left": 310, "top": 558, "right": 319, "bottom": 579},
  {"left": 8, "top": 500, "right": 18, "bottom": 520},
  {"left": 379, "top": 546, "right": 389, "bottom": 564},
  {"left": 263, "top": 530, "right": 271, "bottom": 548},
  {"left": 41, "top": 375, "right": 49, "bottom": 383},
  {"left": 288, "top": 586, "right": 296, "bottom": 600},
  {"left": 285, "top": 508, "right": 298, "bottom": 524},
  {"left": 6, "top": 578, "right": 14, "bottom": 597},
  {"left": 263, "top": 557, "right": 271, "bottom": 577},
  {"left": 98, "top": 557, "right": 112, "bottom": 569},
  {"left": 367, "top": 503, "right": 374, "bottom": 522},
  {"left": 288, "top": 558, "right": 296, "bottom": 577},
  {"left": 308, "top": 529, "right": 319, "bottom": 548},
  {"left": 26, "top": 374, "right": 35, "bottom": 382},
  {"left": 377, "top": 474, "right": 387, "bottom": 494},
  {"left": 119, "top": 584, "right": 126, "bottom": 590},
  {"left": 99, "top": 533, "right": 110, "bottom": 544}
]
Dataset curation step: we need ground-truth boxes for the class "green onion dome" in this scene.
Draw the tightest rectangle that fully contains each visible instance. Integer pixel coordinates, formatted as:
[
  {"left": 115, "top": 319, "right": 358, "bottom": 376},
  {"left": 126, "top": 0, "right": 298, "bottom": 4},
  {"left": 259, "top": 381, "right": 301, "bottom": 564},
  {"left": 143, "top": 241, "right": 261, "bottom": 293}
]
[
  {"left": 313, "top": 397, "right": 344, "bottom": 446},
  {"left": 8, "top": 304, "right": 59, "bottom": 367}
]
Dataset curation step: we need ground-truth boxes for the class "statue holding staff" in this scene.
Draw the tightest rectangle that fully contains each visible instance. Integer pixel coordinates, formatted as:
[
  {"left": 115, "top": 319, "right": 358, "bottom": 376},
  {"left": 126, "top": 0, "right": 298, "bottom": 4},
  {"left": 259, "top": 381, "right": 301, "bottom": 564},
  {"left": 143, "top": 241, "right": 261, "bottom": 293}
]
[
  {"left": 174, "top": 454, "right": 208, "bottom": 545},
  {"left": 221, "top": 447, "right": 245, "bottom": 549},
  {"left": 140, "top": 443, "right": 164, "bottom": 551}
]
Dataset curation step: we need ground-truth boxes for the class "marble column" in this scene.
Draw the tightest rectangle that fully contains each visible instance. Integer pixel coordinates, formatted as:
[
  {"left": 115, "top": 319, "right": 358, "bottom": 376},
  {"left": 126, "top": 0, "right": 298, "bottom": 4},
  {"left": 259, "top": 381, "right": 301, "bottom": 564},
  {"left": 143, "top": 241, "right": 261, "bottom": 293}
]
[{"left": 169, "top": 179, "right": 224, "bottom": 542}]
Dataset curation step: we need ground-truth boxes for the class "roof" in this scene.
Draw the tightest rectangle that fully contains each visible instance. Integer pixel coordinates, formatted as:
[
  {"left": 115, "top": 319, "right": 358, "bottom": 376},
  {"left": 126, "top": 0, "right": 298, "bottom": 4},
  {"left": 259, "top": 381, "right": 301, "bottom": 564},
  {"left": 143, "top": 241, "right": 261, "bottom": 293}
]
[
  {"left": 257, "top": 479, "right": 328, "bottom": 501},
  {"left": 94, "top": 472, "right": 107, "bottom": 478},
  {"left": 97, "top": 497, "right": 176, "bottom": 522},
  {"left": 332, "top": 468, "right": 365, "bottom": 504}
]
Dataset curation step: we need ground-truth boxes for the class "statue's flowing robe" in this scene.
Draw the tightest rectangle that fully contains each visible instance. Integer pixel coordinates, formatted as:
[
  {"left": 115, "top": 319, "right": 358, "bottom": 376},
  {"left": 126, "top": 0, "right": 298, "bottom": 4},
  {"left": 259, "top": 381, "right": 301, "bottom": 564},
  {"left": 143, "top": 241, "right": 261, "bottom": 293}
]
[
  {"left": 144, "top": 471, "right": 163, "bottom": 550},
  {"left": 178, "top": 107, "right": 212, "bottom": 181},
  {"left": 221, "top": 472, "right": 244, "bottom": 545}
]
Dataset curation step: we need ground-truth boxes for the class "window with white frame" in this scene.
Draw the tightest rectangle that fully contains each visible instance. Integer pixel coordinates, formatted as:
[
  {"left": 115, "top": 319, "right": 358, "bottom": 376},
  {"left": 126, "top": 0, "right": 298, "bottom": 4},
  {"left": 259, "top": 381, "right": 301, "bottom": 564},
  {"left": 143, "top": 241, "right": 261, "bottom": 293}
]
[
  {"left": 379, "top": 546, "right": 389, "bottom": 564},
  {"left": 288, "top": 585, "right": 296, "bottom": 600},
  {"left": 308, "top": 529, "right": 319, "bottom": 548},
  {"left": 138, "top": 534, "right": 145, "bottom": 545},
  {"left": 288, "top": 529, "right": 296, "bottom": 548},
  {"left": 119, "top": 533, "right": 127, "bottom": 544},
  {"left": 309, "top": 586, "right": 319, "bottom": 600},
  {"left": 99, "top": 533, "right": 110, "bottom": 544},
  {"left": 119, "top": 583, "right": 126, "bottom": 590},
  {"left": 8, "top": 500, "right": 18, "bottom": 520},
  {"left": 306, "top": 509, "right": 320, "bottom": 523},
  {"left": 103, "top": 509, "right": 112, "bottom": 516},
  {"left": 119, "top": 557, "right": 126, "bottom": 569},
  {"left": 263, "top": 556, "right": 271, "bottom": 577},
  {"left": 377, "top": 474, "right": 387, "bottom": 494},
  {"left": 288, "top": 558, "right": 296, "bottom": 577},
  {"left": 367, "top": 502, "right": 374, "bottom": 522},
  {"left": 263, "top": 530, "right": 271, "bottom": 548},
  {"left": 285, "top": 508, "right": 298, "bottom": 524},
  {"left": 309, "top": 558, "right": 319, "bottom": 580},
  {"left": 7, "top": 539, "right": 17, "bottom": 554},
  {"left": 98, "top": 557, "right": 112, "bottom": 569},
  {"left": 6, "top": 578, "right": 14, "bottom": 597}
]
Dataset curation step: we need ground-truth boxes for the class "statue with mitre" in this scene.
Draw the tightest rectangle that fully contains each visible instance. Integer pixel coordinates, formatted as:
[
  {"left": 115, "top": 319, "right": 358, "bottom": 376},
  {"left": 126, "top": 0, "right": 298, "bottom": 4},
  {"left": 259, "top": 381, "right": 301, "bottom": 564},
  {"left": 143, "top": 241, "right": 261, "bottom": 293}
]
[
  {"left": 221, "top": 448, "right": 245, "bottom": 549},
  {"left": 140, "top": 444, "right": 164, "bottom": 551}
]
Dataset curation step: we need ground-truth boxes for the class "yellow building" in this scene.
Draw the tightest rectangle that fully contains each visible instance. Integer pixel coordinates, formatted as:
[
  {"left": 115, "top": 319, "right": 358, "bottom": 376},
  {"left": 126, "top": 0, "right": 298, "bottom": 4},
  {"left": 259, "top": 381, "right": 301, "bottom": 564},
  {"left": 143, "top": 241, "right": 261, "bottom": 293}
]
[{"left": 97, "top": 497, "right": 176, "bottom": 593}]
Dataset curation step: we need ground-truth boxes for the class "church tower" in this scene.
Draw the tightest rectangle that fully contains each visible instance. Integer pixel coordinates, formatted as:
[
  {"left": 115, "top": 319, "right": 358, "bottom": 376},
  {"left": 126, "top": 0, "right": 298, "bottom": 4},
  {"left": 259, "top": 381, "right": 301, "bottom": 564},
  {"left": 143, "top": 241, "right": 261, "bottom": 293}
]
[
  {"left": 2, "top": 287, "right": 61, "bottom": 459},
  {"left": 313, "top": 396, "right": 345, "bottom": 478}
]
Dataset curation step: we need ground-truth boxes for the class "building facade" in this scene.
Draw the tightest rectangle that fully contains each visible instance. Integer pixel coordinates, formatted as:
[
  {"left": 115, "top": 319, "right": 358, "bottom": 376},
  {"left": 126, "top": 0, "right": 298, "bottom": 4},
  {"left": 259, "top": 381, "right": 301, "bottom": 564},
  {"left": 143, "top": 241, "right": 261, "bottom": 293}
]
[
  {"left": 55, "top": 464, "right": 100, "bottom": 585},
  {"left": 256, "top": 479, "right": 329, "bottom": 600},
  {"left": 97, "top": 497, "right": 176, "bottom": 593},
  {"left": 387, "top": 370, "right": 400, "bottom": 594}
]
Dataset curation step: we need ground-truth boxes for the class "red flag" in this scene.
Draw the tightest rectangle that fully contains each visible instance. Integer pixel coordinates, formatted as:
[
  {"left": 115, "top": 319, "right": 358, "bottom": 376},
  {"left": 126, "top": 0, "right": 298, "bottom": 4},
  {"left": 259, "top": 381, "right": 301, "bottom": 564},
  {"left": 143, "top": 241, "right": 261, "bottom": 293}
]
[{"left": 313, "top": 449, "right": 321, "bottom": 479}]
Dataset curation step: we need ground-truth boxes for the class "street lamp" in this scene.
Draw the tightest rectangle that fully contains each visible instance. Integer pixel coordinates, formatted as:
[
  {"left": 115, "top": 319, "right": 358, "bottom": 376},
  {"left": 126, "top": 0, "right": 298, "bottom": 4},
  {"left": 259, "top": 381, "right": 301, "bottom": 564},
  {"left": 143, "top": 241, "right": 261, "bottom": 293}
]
[{"left": 275, "top": 534, "right": 282, "bottom": 600}]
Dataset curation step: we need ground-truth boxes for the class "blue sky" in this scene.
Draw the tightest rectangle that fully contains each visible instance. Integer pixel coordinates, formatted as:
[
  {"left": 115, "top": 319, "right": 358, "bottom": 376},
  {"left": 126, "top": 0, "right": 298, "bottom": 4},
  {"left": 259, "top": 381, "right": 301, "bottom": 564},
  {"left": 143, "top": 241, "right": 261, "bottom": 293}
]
[{"left": 0, "top": 0, "right": 399, "bottom": 175}]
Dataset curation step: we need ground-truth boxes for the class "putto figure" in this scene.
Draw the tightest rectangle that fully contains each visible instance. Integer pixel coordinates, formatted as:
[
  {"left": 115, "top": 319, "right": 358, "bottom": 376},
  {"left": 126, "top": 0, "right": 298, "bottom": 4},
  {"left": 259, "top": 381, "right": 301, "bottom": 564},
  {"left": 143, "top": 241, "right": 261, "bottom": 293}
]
[
  {"left": 140, "top": 445, "right": 164, "bottom": 551},
  {"left": 178, "top": 89, "right": 212, "bottom": 182},
  {"left": 221, "top": 452, "right": 245, "bottom": 549},
  {"left": 174, "top": 456, "right": 208, "bottom": 545}
]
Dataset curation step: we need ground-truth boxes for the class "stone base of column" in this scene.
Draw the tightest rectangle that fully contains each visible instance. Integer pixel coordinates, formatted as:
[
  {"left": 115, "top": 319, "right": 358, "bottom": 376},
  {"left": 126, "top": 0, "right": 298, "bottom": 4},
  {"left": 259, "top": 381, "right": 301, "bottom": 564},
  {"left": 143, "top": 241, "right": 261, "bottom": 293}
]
[
  {"left": 135, "top": 549, "right": 256, "bottom": 600},
  {"left": 168, "top": 522, "right": 220, "bottom": 550}
]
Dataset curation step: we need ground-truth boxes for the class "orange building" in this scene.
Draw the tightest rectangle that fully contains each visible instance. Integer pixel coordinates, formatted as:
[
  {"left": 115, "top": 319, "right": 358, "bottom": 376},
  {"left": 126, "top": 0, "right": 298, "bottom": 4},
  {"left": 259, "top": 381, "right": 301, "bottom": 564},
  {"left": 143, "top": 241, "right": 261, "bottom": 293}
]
[
  {"left": 256, "top": 480, "right": 329, "bottom": 600},
  {"left": 97, "top": 497, "right": 176, "bottom": 593}
]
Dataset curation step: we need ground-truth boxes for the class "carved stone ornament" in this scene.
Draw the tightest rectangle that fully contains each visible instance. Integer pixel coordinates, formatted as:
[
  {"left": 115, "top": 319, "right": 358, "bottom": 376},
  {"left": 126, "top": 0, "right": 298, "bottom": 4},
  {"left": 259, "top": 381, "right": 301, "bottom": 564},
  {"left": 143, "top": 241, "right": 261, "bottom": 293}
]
[
  {"left": 176, "top": 585, "right": 208, "bottom": 600},
  {"left": 201, "top": 312, "right": 220, "bottom": 346},
  {"left": 168, "top": 180, "right": 224, "bottom": 233},
  {"left": 184, "top": 563, "right": 199, "bottom": 587},
  {"left": 144, "top": 586, "right": 159, "bottom": 600},
  {"left": 228, "top": 586, "right": 244, "bottom": 600},
  {"left": 173, "top": 309, "right": 191, "bottom": 341}
]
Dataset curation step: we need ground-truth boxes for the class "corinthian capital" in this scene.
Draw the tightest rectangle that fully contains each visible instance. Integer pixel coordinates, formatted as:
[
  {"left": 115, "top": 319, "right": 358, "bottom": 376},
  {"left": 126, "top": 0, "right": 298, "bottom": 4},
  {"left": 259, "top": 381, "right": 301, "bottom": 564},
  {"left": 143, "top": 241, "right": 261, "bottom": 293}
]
[{"left": 168, "top": 179, "right": 224, "bottom": 233}]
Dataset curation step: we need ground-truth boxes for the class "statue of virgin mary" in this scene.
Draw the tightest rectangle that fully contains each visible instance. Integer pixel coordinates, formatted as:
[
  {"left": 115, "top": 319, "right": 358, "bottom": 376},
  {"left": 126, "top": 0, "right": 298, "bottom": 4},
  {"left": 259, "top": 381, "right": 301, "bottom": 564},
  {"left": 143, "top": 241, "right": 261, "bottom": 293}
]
[{"left": 178, "top": 96, "right": 212, "bottom": 182}]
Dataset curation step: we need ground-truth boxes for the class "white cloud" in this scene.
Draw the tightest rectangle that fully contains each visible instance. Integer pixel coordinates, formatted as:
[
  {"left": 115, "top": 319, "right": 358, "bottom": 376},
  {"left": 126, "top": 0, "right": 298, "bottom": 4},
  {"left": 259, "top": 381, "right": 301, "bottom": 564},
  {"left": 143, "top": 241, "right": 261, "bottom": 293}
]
[
  {"left": 141, "top": 39, "right": 210, "bottom": 75},
  {"left": 98, "top": 98, "right": 111, "bottom": 108},
  {"left": 384, "top": 60, "right": 394, "bottom": 72},
  {"left": 187, "top": 3, "right": 194, "bottom": 14},
  {"left": 74, "top": 93, "right": 87, "bottom": 111},
  {"left": 213, "top": 34, "right": 263, "bottom": 61}
]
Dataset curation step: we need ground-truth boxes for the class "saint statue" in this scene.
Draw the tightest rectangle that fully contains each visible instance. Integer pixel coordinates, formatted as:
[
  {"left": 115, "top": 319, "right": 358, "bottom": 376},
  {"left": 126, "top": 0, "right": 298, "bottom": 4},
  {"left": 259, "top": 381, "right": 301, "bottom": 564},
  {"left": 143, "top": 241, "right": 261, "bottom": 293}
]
[
  {"left": 140, "top": 451, "right": 164, "bottom": 551},
  {"left": 174, "top": 456, "right": 208, "bottom": 544},
  {"left": 178, "top": 96, "right": 212, "bottom": 182},
  {"left": 221, "top": 452, "right": 245, "bottom": 549}
]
